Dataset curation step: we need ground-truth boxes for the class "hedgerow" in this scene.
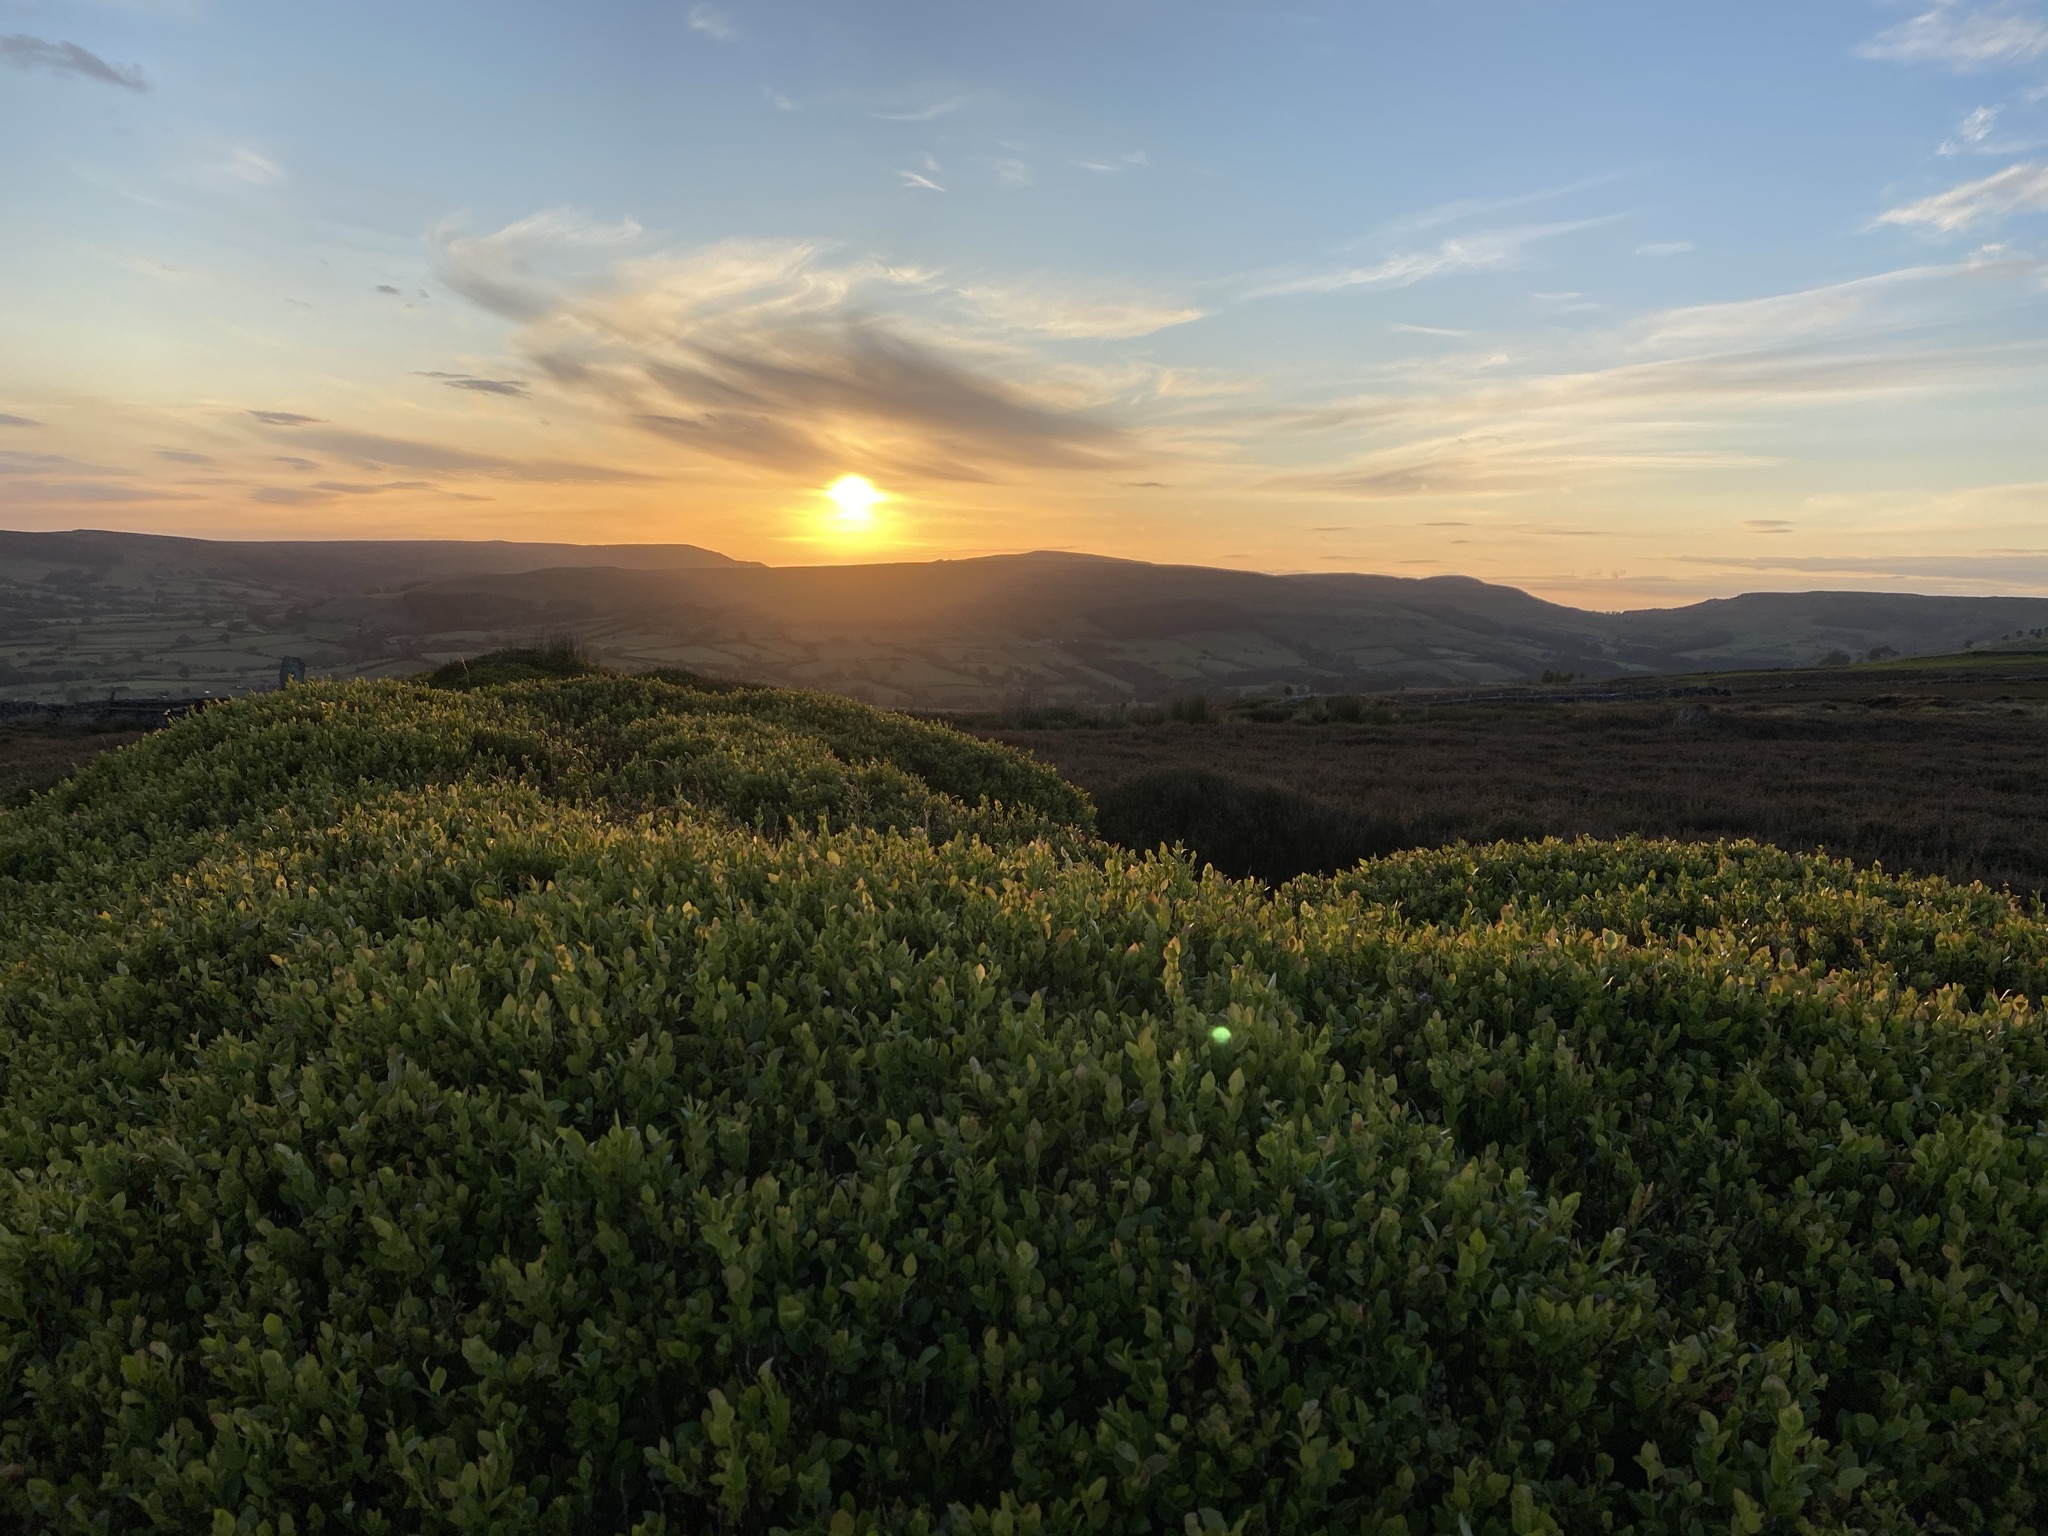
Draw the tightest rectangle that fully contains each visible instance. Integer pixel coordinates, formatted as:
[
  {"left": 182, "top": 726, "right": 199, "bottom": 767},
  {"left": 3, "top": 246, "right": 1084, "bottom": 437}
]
[{"left": 0, "top": 675, "right": 2042, "bottom": 1533}]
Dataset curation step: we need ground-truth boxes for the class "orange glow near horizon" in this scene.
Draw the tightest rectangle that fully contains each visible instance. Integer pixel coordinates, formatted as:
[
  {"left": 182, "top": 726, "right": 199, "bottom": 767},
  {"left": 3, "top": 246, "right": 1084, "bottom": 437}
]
[{"left": 808, "top": 474, "right": 890, "bottom": 549}]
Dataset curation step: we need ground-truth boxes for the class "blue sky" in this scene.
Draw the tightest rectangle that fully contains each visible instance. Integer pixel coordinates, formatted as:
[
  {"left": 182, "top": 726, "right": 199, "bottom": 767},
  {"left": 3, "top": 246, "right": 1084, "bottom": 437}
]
[{"left": 3, "top": 0, "right": 2046, "bottom": 603}]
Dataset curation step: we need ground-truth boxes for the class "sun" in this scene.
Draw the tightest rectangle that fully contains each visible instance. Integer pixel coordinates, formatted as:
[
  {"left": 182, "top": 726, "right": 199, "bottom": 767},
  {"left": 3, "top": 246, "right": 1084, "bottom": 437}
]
[{"left": 825, "top": 474, "right": 885, "bottom": 529}]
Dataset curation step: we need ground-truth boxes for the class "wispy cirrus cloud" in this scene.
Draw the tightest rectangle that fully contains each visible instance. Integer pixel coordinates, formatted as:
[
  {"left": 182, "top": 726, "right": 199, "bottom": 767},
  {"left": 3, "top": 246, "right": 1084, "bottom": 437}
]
[
  {"left": 1077, "top": 150, "right": 1148, "bottom": 173},
  {"left": 687, "top": 5, "right": 734, "bottom": 41},
  {"left": 1877, "top": 161, "right": 2048, "bottom": 229},
  {"left": 1636, "top": 247, "right": 2040, "bottom": 347},
  {"left": 418, "top": 371, "right": 530, "bottom": 397},
  {"left": 0, "top": 413, "right": 42, "bottom": 428},
  {"left": 1389, "top": 174, "right": 1627, "bottom": 236},
  {"left": 955, "top": 283, "right": 1203, "bottom": 339},
  {"left": 1241, "top": 252, "right": 2048, "bottom": 506},
  {"left": 0, "top": 450, "right": 108, "bottom": 476},
  {"left": 246, "top": 414, "right": 645, "bottom": 483},
  {"left": 432, "top": 215, "right": 1139, "bottom": 483},
  {"left": 1249, "top": 219, "right": 1612, "bottom": 298},
  {"left": 873, "top": 94, "right": 966, "bottom": 123},
  {"left": 1, "top": 34, "right": 146, "bottom": 91},
  {"left": 1267, "top": 430, "right": 1771, "bottom": 500},
  {"left": 1942, "top": 104, "right": 2006, "bottom": 153},
  {"left": 434, "top": 208, "right": 644, "bottom": 322},
  {"left": 1856, "top": 1, "right": 2048, "bottom": 69},
  {"left": 198, "top": 145, "right": 284, "bottom": 188}
]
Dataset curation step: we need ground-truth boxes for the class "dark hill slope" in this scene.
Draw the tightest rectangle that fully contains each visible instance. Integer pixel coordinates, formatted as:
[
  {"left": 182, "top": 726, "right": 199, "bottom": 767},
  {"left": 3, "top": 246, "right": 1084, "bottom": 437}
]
[
  {"left": 386, "top": 551, "right": 2048, "bottom": 704},
  {"left": 7, "top": 529, "right": 2048, "bottom": 705},
  {"left": 0, "top": 529, "right": 753, "bottom": 698}
]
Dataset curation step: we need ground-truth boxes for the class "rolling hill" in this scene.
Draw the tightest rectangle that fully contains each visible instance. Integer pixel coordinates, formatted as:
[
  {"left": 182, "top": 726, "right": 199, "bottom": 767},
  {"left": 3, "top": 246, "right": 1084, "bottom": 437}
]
[{"left": 5, "top": 529, "right": 2047, "bottom": 705}]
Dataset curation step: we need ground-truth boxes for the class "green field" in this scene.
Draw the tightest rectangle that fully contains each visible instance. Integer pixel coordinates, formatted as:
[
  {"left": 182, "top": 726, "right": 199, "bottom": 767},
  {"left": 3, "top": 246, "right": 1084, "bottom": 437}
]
[{"left": 2, "top": 658, "right": 2044, "bottom": 1533}]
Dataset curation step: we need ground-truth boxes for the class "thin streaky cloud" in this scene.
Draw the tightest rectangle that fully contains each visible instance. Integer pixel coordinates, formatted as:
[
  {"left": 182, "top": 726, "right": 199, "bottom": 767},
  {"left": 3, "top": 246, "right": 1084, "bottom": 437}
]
[
  {"left": 0, "top": 450, "right": 98, "bottom": 473},
  {"left": 1390, "top": 323, "right": 1471, "bottom": 336},
  {"left": 0, "top": 34, "right": 147, "bottom": 91},
  {"left": 957, "top": 283, "right": 1203, "bottom": 339},
  {"left": 1250, "top": 218, "right": 1615, "bottom": 298},
  {"left": 1637, "top": 241, "right": 1694, "bottom": 257},
  {"left": 249, "top": 409, "right": 321, "bottom": 425},
  {"left": 899, "top": 170, "right": 945, "bottom": 191},
  {"left": 278, "top": 425, "right": 649, "bottom": 483},
  {"left": 874, "top": 96, "right": 965, "bottom": 122},
  {"left": 1952, "top": 104, "right": 2002, "bottom": 148},
  {"left": 1636, "top": 248, "right": 2042, "bottom": 349},
  {"left": 687, "top": 4, "right": 735, "bottom": 41},
  {"left": 4, "top": 480, "right": 194, "bottom": 504},
  {"left": 0, "top": 413, "right": 41, "bottom": 427},
  {"left": 1877, "top": 161, "right": 2048, "bottom": 229},
  {"left": 1856, "top": 1, "right": 2048, "bottom": 70},
  {"left": 1391, "top": 172, "right": 1630, "bottom": 236},
  {"left": 417, "top": 372, "right": 531, "bottom": 396},
  {"left": 1266, "top": 430, "right": 1772, "bottom": 500}
]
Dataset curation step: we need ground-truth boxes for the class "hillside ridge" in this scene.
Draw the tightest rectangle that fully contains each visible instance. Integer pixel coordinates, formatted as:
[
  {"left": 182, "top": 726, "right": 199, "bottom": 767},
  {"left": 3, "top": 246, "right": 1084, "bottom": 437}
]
[{"left": 6, "top": 528, "right": 2047, "bottom": 705}]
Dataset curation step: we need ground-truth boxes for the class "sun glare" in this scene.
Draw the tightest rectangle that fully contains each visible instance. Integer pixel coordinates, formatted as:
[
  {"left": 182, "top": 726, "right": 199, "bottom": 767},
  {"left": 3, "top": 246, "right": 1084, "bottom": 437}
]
[{"left": 825, "top": 474, "right": 885, "bottom": 528}]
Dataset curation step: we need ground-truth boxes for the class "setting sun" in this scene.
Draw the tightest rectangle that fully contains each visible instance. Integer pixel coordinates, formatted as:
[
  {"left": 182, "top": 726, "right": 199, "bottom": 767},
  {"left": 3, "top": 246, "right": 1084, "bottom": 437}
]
[{"left": 825, "top": 474, "right": 885, "bottom": 528}]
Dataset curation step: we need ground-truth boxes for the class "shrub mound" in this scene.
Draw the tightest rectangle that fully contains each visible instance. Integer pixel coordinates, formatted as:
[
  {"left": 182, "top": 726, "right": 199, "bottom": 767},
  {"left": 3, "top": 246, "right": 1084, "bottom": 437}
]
[{"left": 1, "top": 675, "right": 2044, "bottom": 1534}]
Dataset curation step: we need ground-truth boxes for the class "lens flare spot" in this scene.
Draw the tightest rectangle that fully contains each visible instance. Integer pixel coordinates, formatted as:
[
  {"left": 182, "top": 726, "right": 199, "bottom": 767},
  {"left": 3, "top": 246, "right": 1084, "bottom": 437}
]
[{"left": 1209, "top": 1025, "right": 1233, "bottom": 1045}]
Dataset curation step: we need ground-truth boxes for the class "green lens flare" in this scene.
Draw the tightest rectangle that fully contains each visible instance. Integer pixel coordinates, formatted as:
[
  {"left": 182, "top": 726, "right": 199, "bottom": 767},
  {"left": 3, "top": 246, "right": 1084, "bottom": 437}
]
[{"left": 1209, "top": 1025, "right": 1232, "bottom": 1044}]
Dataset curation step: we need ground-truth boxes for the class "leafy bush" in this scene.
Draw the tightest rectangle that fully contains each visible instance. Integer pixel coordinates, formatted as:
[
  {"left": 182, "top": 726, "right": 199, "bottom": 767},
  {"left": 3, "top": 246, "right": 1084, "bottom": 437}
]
[{"left": 1, "top": 676, "right": 2044, "bottom": 1534}]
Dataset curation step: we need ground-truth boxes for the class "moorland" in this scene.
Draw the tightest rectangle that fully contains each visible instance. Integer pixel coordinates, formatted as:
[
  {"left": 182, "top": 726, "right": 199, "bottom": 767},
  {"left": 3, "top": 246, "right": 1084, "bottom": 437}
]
[
  {"left": 12, "top": 639, "right": 2047, "bottom": 895},
  {"left": 985, "top": 642, "right": 2048, "bottom": 891},
  {"left": 1, "top": 649, "right": 2044, "bottom": 1531}
]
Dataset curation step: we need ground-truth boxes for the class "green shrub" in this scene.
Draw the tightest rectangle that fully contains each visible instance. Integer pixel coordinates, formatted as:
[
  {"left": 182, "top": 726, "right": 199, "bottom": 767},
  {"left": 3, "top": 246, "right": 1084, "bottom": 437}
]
[{"left": 1, "top": 678, "right": 2044, "bottom": 1533}]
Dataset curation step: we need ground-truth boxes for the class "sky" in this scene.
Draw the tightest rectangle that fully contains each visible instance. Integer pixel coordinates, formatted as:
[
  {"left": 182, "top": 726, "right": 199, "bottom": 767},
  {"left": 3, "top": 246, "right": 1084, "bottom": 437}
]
[{"left": 3, "top": 0, "right": 2048, "bottom": 606}]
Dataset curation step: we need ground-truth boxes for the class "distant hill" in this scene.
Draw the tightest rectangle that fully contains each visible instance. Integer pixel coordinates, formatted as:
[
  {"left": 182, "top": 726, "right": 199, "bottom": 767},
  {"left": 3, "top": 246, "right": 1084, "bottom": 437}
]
[
  {"left": 371, "top": 551, "right": 2048, "bottom": 707},
  {"left": 3, "top": 530, "right": 2045, "bottom": 704},
  {"left": 0, "top": 529, "right": 750, "bottom": 698}
]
